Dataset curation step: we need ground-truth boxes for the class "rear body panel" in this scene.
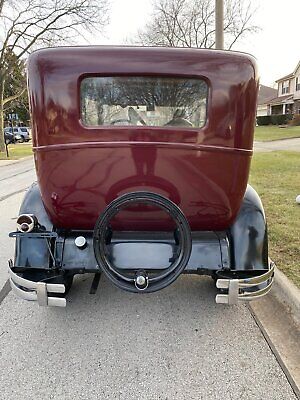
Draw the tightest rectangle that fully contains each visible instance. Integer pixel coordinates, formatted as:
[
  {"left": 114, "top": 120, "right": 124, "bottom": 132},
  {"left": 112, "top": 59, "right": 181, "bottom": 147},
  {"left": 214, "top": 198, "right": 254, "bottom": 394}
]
[{"left": 28, "top": 46, "right": 258, "bottom": 230}]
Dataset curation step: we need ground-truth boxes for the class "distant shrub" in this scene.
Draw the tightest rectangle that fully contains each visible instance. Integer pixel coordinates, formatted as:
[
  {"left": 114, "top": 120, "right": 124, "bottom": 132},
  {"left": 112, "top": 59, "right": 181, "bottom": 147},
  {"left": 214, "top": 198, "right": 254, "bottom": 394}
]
[
  {"left": 289, "top": 114, "right": 300, "bottom": 126},
  {"left": 257, "top": 114, "right": 293, "bottom": 126},
  {"left": 270, "top": 114, "right": 293, "bottom": 125},
  {"left": 256, "top": 115, "right": 271, "bottom": 126}
]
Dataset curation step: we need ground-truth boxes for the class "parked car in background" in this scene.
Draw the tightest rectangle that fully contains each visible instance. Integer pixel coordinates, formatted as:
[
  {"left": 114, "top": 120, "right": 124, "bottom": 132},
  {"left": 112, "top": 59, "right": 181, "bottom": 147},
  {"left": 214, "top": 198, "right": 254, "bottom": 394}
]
[{"left": 4, "top": 127, "right": 31, "bottom": 143}]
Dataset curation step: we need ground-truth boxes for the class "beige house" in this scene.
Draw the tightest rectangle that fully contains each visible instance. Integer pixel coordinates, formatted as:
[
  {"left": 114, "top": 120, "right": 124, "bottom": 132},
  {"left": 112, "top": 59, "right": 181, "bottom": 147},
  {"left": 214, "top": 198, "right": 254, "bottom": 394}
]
[{"left": 268, "top": 61, "right": 300, "bottom": 115}]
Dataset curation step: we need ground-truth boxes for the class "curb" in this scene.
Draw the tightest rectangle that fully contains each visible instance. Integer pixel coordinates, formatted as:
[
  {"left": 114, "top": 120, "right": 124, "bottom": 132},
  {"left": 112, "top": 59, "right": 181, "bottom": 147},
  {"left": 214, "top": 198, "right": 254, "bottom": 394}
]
[
  {"left": 273, "top": 267, "right": 300, "bottom": 327},
  {"left": 0, "top": 155, "right": 33, "bottom": 167},
  {"left": 250, "top": 269, "right": 300, "bottom": 398}
]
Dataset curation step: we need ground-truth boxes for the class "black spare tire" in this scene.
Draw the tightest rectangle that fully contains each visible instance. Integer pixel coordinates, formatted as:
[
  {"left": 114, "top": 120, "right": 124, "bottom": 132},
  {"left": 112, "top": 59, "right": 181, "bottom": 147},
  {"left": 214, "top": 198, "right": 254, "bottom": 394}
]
[{"left": 93, "top": 192, "right": 192, "bottom": 293}]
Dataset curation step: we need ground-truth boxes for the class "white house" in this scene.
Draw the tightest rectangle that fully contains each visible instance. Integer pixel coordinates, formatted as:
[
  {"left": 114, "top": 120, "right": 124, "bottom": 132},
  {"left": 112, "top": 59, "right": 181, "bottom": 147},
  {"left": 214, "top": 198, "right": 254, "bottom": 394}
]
[{"left": 268, "top": 61, "right": 300, "bottom": 115}]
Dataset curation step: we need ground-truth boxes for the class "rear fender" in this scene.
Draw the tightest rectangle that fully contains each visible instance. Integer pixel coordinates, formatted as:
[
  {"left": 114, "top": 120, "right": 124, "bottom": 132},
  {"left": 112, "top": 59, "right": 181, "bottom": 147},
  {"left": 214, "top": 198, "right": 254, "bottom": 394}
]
[
  {"left": 229, "top": 184, "right": 268, "bottom": 270},
  {"left": 14, "top": 183, "right": 53, "bottom": 268}
]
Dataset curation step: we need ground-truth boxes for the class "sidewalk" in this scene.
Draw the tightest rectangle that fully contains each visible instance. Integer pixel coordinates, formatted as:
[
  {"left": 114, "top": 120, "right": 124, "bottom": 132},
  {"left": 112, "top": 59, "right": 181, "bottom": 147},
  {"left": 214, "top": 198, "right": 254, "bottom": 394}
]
[
  {"left": 254, "top": 137, "right": 300, "bottom": 152},
  {"left": 0, "top": 155, "right": 33, "bottom": 167}
]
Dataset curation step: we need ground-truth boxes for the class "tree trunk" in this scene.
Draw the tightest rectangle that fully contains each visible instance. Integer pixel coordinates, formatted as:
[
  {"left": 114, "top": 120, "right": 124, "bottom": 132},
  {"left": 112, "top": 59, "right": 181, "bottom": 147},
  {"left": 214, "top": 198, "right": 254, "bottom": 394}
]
[{"left": 0, "top": 77, "right": 6, "bottom": 155}]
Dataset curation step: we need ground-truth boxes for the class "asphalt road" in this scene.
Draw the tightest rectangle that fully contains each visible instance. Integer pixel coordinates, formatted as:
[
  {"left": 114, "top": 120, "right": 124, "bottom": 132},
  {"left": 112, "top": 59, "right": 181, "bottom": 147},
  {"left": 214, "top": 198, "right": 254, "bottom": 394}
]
[{"left": 0, "top": 158, "right": 297, "bottom": 400}]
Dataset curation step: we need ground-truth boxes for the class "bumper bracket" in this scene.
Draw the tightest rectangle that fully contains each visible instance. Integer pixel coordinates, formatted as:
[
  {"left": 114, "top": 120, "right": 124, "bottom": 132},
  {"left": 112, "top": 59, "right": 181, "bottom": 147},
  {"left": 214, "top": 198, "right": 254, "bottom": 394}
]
[{"left": 215, "top": 260, "right": 275, "bottom": 305}]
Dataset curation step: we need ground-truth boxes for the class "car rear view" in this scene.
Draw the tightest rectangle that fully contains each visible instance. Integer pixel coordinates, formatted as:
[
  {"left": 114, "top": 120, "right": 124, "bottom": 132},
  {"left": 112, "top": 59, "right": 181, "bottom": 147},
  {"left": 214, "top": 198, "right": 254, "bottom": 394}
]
[{"left": 8, "top": 46, "right": 274, "bottom": 307}]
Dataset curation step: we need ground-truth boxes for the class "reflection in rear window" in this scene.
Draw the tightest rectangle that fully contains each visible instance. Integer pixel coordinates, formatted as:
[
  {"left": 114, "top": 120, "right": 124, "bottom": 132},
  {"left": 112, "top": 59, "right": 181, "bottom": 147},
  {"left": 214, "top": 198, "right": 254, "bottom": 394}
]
[{"left": 80, "top": 76, "right": 207, "bottom": 128}]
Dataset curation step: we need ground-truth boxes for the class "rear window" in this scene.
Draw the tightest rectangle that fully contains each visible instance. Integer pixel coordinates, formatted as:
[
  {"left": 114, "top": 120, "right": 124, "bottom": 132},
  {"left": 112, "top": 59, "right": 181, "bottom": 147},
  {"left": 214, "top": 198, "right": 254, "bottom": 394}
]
[{"left": 80, "top": 76, "right": 207, "bottom": 128}]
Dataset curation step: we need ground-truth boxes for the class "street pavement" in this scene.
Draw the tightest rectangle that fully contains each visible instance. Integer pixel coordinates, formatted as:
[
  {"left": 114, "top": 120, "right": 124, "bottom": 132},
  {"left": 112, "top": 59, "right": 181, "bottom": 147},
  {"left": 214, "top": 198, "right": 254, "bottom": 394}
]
[
  {"left": 0, "top": 192, "right": 26, "bottom": 288},
  {"left": 0, "top": 158, "right": 35, "bottom": 201},
  {"left": 0, "top": 157, "right": 297, "bottom": 400}
]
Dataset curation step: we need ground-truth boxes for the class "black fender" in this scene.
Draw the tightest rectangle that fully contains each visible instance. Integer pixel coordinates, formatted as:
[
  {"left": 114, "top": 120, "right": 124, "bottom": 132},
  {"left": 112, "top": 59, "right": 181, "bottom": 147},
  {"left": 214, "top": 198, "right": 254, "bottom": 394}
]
[
  {"left": 14, "top": 183, "right": 53, "bottom": 268},
  {"left": 19, "top": 182, "right": 53, "bottom": 230},
  {"left": 229, "top": 184, "right": 268, "bottom": 270}
]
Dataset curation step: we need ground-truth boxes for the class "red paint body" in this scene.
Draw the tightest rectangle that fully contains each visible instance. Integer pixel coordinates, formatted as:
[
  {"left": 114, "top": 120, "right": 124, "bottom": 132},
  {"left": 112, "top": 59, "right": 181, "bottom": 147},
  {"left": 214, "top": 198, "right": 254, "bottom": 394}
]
[{"left": 27, "top": 46, "right": 258, "bottom": 231}]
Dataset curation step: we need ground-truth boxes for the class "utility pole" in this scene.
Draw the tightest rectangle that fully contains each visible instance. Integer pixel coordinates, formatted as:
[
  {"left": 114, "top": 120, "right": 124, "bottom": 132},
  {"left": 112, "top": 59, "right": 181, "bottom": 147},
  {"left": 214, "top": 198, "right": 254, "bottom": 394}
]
[{"left": 215, "top": 0, "right": 224, "bottom": 50}]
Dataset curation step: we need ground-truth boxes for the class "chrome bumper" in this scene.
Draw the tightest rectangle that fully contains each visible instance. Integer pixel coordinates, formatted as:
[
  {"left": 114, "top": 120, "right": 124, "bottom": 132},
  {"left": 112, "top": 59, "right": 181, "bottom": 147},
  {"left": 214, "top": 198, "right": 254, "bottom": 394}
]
[
  {"left": 215, "top": 260, "right": 275, "bottom": 305},
  {"left": 8, "top": 262, "right": 66, "bottom": 307},
  {"left": 8, "top": 259, "right": 274, "bottom": 307}
]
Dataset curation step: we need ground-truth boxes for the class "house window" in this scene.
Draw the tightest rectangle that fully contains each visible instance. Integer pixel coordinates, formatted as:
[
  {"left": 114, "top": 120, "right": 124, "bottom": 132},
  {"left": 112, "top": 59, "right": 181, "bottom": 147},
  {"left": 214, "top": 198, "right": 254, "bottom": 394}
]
[
  {"left": 282, "top": 80, "right": 290, "bottom": 94},
  {"left": 296, "top": 77, "right": 300, "bottom": 91}
]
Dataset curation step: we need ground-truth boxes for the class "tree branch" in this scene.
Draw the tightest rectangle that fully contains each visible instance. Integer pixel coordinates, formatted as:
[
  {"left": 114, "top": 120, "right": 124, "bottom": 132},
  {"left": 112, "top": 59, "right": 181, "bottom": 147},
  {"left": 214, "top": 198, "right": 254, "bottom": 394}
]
[
  {"left": 3, "top": 87, "right": 26, "bottom": 105},
  {"left": 133, "top": 0, "right": 258, "bottom": 50}
]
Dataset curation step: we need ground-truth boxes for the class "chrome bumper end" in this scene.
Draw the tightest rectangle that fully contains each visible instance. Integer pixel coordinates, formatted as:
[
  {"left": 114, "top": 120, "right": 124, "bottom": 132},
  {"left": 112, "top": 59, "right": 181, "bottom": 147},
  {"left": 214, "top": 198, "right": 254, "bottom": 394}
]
[
  {"left": 8, "top": 261, "right": 66, "bottom": 307},
  {"left": 215, "top": 260, "right": 275, "bottom": 305}
]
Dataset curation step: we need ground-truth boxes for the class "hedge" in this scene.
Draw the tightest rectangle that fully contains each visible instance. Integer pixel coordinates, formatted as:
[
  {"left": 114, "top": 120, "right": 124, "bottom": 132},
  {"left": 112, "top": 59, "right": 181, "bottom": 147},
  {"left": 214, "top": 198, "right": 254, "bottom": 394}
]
[
  {"left": 256, "top": 115, "right": 270, "bottom": 125},
  {"left": 257, "top": 114, "right": 293, "bottom": 126}
]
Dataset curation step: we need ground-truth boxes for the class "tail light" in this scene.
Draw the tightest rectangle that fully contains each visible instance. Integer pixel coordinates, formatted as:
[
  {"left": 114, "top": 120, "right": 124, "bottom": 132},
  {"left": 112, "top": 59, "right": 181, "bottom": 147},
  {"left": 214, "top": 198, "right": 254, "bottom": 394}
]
[{"left": 16, "top": 214, "right": 37, "bottom": 233}]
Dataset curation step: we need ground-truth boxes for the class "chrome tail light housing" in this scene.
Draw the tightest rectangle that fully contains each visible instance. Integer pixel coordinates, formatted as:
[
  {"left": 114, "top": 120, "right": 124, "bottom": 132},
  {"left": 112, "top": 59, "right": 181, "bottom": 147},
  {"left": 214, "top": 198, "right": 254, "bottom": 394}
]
[{"left": 16, "top": 214, "right": 38, "bottom": 233}]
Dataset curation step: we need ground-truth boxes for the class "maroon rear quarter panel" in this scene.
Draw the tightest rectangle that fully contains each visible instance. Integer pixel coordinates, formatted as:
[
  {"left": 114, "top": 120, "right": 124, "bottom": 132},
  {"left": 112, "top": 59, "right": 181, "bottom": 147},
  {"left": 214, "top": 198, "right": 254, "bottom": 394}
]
[{"left": 27, "top": 46, "right": 258, "bottom": 231}]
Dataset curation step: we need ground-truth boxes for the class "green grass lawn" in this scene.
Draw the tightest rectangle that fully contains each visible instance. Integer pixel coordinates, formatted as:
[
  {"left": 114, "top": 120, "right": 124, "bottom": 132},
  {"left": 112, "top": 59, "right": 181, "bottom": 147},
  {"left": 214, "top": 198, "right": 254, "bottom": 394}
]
[
  {"left": 249, "top": 151, "right": 300, "bottom": 288},
  {"left": 254, "top": 125, "right": 300, "bottom": 142},
  {"left": 0, "top": 143, "right": 33, "bottom": 160}
]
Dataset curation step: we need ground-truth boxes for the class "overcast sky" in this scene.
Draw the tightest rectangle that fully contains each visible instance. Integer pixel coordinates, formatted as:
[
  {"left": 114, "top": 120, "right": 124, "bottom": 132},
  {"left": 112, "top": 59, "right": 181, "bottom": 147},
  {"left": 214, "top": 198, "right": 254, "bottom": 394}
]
[{"left": 84, "top": 0, "right": 300, "bottom": 87}]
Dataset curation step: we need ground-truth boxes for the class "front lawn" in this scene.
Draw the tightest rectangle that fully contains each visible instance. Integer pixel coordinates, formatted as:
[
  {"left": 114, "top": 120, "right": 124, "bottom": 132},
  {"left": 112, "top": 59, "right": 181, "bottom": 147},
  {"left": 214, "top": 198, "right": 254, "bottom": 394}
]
[
  {"left": 249, "top": 151, "right": 300, "bottom": 288},
  {"left": 254, "top": 125, "right": 300, "bottom": 142},
  {"left": 0, "top": 143, "right": 33, "bottom": 160}
]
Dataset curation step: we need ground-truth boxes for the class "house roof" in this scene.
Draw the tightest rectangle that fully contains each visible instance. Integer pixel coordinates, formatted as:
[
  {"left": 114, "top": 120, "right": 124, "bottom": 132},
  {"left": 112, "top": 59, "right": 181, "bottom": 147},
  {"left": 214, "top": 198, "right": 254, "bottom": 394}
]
[
  {"left": 293, "top": 60, "right": 300, "bottom": 76},
  {"left": 257, "top": 84, "right": 277, "bottom": 105},
  {"left": 268, "top": 94, "right": 294, "bottom": 105},
  {"left": 276, "top": 73, "right": 294, "bottom": 83},
  {"left": 275, "top": 60, "right": 300, "bottom": 82}
]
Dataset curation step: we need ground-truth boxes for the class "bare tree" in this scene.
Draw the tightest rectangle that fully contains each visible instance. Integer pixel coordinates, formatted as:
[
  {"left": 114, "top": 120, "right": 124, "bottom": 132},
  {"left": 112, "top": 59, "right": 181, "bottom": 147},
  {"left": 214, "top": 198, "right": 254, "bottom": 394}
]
[
  {"left": 135, "top": 0, "right": 258, "bottom": 49},
  {"left": 0, "top": 0, "right": 109, "bottom": 154}
]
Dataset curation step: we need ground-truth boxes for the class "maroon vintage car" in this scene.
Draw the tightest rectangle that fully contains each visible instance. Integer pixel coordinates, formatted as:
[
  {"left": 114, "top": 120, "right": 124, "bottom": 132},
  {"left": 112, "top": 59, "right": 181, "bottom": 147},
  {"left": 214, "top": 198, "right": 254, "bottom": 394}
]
[{"left": 8, "top": 46, "right": 274, "bottom": 307}]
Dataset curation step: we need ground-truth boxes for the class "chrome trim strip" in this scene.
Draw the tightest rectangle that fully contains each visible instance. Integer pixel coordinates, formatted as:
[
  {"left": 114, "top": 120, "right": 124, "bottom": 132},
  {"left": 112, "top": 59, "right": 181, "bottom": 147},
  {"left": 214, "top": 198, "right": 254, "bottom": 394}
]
[
  {"left": 10, "top": 278, "right": 37, "bottom": 301},
  {"left": 33, "top": 141, "right": 252, "bottom": 156},
  {"left": 239, "top": 279, "right": 273, "bottom": 299}
]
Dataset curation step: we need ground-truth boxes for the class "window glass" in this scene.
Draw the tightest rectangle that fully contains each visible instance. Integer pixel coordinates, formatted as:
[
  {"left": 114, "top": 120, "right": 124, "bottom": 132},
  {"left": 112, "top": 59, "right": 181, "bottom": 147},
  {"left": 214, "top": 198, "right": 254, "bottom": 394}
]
[
  {"left": 282, "top": 80, "right": 290, "bottom": 94},
  {"left": 81, "top": 76, "right": 207, "bottom": 128}
]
